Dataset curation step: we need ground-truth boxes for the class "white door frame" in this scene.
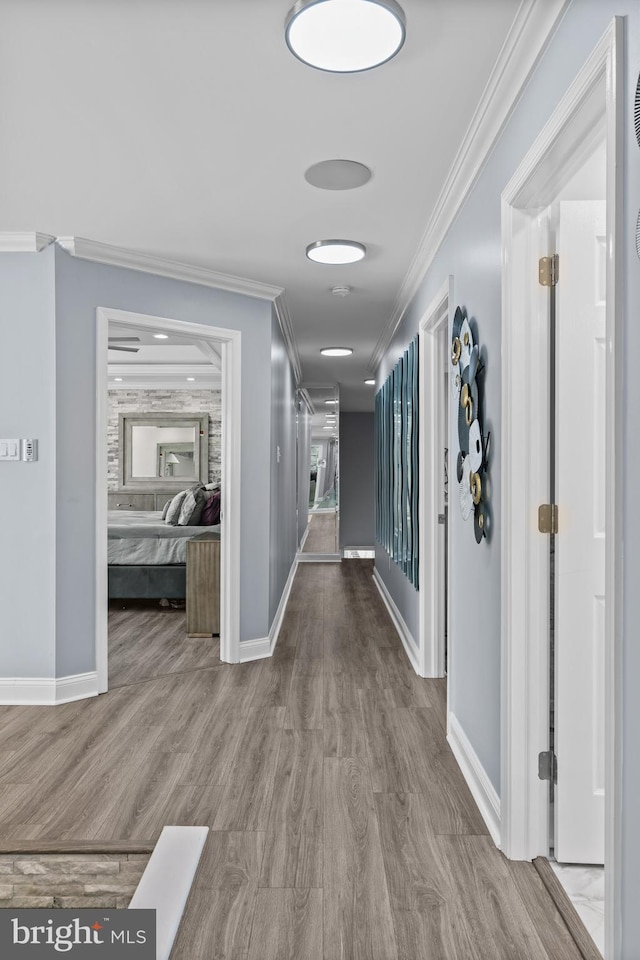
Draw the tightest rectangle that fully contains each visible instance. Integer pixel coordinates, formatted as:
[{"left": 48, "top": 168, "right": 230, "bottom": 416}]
[
  {"left": 418, "top": 276, "right": 453, "bottom": 678},
  {"left": 500, "top": 17, "right": 622, "bottom": 957},
  {"left": 96, "top": 307, "right": 242, "bottom": 690}
]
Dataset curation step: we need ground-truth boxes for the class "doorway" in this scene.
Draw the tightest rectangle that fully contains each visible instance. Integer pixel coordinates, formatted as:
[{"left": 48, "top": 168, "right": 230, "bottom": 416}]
[
  {"left": 95, "top": 308, "right": 243, "bottom": 690},
  {"left": 501, "top": 20, "right": 622, "bottom": 960},
  {"left": 418, "top": 278, "right": 452, "bottom": 679},
  {"left": 298, "top": 383, "right": 341, "bottom": 562}
]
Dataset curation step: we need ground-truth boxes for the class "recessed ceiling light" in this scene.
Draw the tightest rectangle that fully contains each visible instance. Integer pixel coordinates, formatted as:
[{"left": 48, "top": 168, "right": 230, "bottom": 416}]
[
  {"left": 323, "top": 426, "right": 334, "bottom": 430},
  {"left": 364, "top": 379, "right": 375, "bottom": 385},
  {"left": 153, "top": 333, "right": 169, "bottom": 340},
  {"left": 114, "top": 377, "right": 123, "bottom": 382},
  {"left": 305, "top": 159, "right": 372, "bottom": 191},
  {"left": 285, "top": 0, "right": 406, "bottom": 73},
  {"left": 306, "top": 240, "right": 365, "bottom": 264},
  {"left": 320, "top": 347, "right": 353, "bottom": 357},
  {"left": 325, "top": 400, "right": 338, "bottom": 405},
  {"left": 186, "top": 377, "right": 196, "bottom": 381}
]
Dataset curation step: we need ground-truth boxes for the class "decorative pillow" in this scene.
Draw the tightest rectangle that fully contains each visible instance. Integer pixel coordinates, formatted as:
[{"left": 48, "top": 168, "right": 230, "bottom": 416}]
[
  {"left": 201, "top": 489, "right": 221, "bottom": 525},
  {"left": 161, "top": 499, "right": 172, "bottom": 520},
  {"left": 165, "top": 490, "right": 188, "bottom": 525},
  {"left": 178, "top": 485, "right": 207, "bottom": 526}
]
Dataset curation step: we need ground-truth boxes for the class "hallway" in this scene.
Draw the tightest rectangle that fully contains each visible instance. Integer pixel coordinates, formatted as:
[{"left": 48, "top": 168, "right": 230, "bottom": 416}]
[{"left": 0, "top": 561, "right": 582, "bottom": 958}]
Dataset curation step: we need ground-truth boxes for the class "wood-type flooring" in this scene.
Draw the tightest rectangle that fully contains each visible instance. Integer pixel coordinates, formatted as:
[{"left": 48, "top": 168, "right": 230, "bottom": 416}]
[
  {"left": 302, "top": 512, "right": 337, "bottom": 553},
  {"left": 0, "top": 562, "right": 583, "bottom": 959}
]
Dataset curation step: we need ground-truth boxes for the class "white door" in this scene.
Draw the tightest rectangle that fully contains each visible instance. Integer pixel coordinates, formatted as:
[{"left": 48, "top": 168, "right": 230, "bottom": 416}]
[{"left": 555, "top": 200, "right": 606, "bottom": 864}]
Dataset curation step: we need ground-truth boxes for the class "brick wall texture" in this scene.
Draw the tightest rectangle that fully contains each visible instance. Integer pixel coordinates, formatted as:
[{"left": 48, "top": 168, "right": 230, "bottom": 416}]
[
  {"left": 108, "top": 389, "right": 222, "bottom": 491},
  {"left": 0, "top": 854, "right": 150, "bottom": 909}
]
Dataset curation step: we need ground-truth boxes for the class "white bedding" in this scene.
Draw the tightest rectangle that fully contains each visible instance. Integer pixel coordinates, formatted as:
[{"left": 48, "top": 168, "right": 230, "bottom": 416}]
[{"left": 108, "top": 511, "right": 220, "bottom": 565}]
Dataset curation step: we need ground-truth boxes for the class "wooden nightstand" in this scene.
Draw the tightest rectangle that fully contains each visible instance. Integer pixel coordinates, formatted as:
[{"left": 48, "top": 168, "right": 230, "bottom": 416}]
[{"left": 186, "top": 532, "right": 221, "bottom": 637}]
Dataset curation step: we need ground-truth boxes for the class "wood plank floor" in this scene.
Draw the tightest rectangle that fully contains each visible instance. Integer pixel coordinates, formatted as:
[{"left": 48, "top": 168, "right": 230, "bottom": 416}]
[
  {"left": 0, "top": 562, "right": 582, "bottom": 959},
  {"left": 303, "top": 512, "right": 337, "bottom": 553}
]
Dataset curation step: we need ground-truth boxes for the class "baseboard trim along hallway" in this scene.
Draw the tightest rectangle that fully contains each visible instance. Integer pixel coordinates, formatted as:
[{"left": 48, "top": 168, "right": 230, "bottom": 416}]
[
  {"left": 447, "top": 712, "right": 502, "bottom": 847},
  {"left": 372, "top": 566, "right": 421, "bottom": 674},
  {"left": 239, "top": 553, "right": 300, "bottom": 662},
  {"left": 0, "top": 671, "right": 99, "bottom": 705}
]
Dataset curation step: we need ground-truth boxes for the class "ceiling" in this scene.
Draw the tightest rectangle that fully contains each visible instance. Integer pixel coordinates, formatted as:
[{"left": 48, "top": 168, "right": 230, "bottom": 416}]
[{"left": 1, "top": 0, "right": 521, "bottom": 411}]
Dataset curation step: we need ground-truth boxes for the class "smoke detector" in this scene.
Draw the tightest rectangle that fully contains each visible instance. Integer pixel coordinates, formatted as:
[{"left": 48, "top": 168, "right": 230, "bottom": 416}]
[{"left": 331, "top": 285, "right": 352, "bottom": 297}]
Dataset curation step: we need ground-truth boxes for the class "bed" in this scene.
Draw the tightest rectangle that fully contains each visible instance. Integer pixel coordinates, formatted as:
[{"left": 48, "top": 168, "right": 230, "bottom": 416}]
[{"left": 108, "top": 510, "right": 220, "bottom": 600}]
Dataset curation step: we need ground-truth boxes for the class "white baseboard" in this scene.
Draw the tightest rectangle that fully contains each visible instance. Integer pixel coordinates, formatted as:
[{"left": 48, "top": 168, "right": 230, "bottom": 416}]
[
  {"left": 447, "top": 712, "right": 501, "bottom": 847},
  {"left": 0, "top": 672, "right": 99, "bottom": 706},
  {"left": 372, "top": 567, "right": 421, "bottom": 675},
  {"left": 299, "top": 525, "right": 310, "bottom": 551},
  {"left": 239, "top": 553, "right": 299, "bottom": 663},
  {"left": 296, "top": 552, "right": 341, "bottom": 563}
]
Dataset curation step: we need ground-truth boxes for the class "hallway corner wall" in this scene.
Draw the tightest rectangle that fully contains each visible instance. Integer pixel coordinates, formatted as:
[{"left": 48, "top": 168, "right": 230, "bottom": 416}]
[{"left": 339, "top": 412, "right": 374, "bottom": 549}]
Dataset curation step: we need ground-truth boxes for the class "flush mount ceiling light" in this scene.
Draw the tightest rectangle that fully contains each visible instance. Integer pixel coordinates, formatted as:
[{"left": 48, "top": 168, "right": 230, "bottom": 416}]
[
  {"left": 285, "top": 0, "right": 406, "bottom": 73},
  {"left": 364, "top": 379, "right": 375, "bottom": 385},
  {"left": 114, "top": 377, "right": 123, "bottom": 382},
  {"left": 153, "top": 333, "right": 169, "bottom": 340},
  {"left": 320, "top": 347, "right": 353, "bottom": 357},
  {"left": 186, "top": 377, "right": 196, "bottom": 382},
  {"left": 307, "top": 240, "right": 366, "bottom": 264},
  {"left": 325, "top": 399, "right": 338, "bottom": 405}
]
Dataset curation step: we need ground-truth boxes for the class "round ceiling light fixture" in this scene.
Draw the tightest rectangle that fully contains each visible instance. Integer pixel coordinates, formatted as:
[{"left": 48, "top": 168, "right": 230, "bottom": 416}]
[
  {"left": 114, "top": 377, "right": 123, "bottom": 382},
  {"left": 307, "top": 240, "right": 366, "bottom": 264},
  {"left": 186, "top": 377, "right": 196, "bottom": 382},
  {"left": 153, "top": 333, "right": 169, "bottom": 340},
  {"left": 320, "top": 347, "right": 353, "bottom": 357},
  {"left": 305, "top": 159, "right": 372, "bottom": 191},
  {"left": 364, "top": 379, "right": 375, "bottom": 385},
  {"left": 285, "top": 0, "right": 406, "bottom": 73},
  {"left": 325, "top": 399, "right": 338, "bottom": 405}
]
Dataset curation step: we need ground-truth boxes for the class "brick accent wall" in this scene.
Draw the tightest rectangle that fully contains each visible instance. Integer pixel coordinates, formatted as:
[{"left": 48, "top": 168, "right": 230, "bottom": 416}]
[
  {"left": 107, "top": 389, "right": 222, "bottom": 491},
  {"left": 0, "top": 854, "right": 150, "bottom": 909}
]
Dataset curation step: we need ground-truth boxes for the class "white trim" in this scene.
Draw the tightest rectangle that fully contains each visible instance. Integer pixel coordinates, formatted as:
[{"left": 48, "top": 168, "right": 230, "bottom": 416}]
[
  {"left": 57, "top": 235, "right": 302, "bottom": 390},
  {"left": 239, "top": 553, "right": 300, "bottom": 662},
  {"left": 58, "top": 236, "right": 282, "bottom": 300},
  {"left": 372, "top": 567, "right": 420, "bottom": 675},
  {"left": 107, "top": 364, "right": 221, "bottom": 389},
  {"left": 418, "top": 277, "right": 452, "bottom": 679},
  {"left": 129, "top": 826, "right": 208, "bottom": 960},
  {"left": 448, "top": 713, "right": 501, "bottom": 848},
  {"left": 500, "top": 18, "right": 622, "bottom": 956},
  {"left": 96, "top": 308, "right": 243, "bottom": 681},
  {"left": 299, "top": 524, "right": 310, "bottom": 551},
  {"left": 0, "top": 232, "right": 55, "bottom": 252},
  {"left": 273, "top": 294, "right": 303, "bottom": 386},
  {"left": 369, "top": 0, "right": 569, "bottom": 372},
  {"left": 0, "top": 672, "right": 98, "bottom": 706}
]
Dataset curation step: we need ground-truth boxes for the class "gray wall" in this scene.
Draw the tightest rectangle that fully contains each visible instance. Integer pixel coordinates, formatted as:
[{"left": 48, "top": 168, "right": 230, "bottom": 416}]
[
  {"left": 375, "top": 1, "right": 639, "bottom": 952},
  {"left": 107, "top": 388, "right": 222, "bottom": 489},
  {"left": 339, "top": 413, "right": 374, "bottom": 549},
  {"left": 52, "top": 246, "right": 273, "bottom": 672},
  {"left": 268, "top": 310, "right": 298, "bottom": 625},
  {"left": 0, "top": 246, "right": 56, "bottom": 677}
]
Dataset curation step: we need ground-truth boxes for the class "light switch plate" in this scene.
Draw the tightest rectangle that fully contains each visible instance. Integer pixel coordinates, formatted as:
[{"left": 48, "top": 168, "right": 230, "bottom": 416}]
[{"left": 0, "top": 439, "right": 21, "bottom": 461}]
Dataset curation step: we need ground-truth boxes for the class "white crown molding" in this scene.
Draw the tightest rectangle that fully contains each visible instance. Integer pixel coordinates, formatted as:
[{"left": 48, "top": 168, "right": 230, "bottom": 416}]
[
  {"left": 369, "top": 0, "right": 570, "bottom": 371},
  {"left": 107, "top": 363, "right": 220, "bottom": 382},
  {"left": 273, "top": 292, "right": 303, "bottom": 386},
  {"left": 57, "top": 235, "right": 303, "bottom": 385},
  {"left": 56, "top": 235, "right": 284, "bottom": 301},
  {"left": 0, "top": 232, "right": 55, "bottom": 252}
]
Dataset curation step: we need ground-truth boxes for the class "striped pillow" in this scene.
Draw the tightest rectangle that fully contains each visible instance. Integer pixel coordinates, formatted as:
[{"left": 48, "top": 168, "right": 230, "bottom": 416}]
[{"left": 178, "top": 486, "right": 207, "bottom": 526}]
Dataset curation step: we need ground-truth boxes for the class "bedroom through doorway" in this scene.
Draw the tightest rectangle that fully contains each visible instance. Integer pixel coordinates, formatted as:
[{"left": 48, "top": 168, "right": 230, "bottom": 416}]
[{"left": 96, "top": 308, "right": 241, "bottom": 691}]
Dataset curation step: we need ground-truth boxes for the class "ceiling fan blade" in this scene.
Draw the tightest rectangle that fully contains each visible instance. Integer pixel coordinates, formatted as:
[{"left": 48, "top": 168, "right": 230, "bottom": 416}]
[{"left": 108, "top": 345, "right": 139, "bottom": 353}]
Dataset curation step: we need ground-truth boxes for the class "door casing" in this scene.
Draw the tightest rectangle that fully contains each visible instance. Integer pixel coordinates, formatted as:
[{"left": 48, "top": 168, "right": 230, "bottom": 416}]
[{"left": 500, "top": 18, "right": 622, "bottom": 959}]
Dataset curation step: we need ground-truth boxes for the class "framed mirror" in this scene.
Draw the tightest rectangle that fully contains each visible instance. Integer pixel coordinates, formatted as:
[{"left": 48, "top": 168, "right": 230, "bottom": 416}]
[{"left": 119, "top": 412, "right": 209, "bottom": 491}]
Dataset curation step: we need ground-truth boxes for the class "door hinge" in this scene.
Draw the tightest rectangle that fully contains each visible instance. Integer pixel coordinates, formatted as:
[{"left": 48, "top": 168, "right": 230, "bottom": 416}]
[
  {"left": 538, "top": 254, "right": 559, "bottom": 286},
  {"left": 538, "top": 503, "right": 558, "bottom": 534},
  {"left": 538, "top": 750, "right": 557, "bottom": 783}
]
